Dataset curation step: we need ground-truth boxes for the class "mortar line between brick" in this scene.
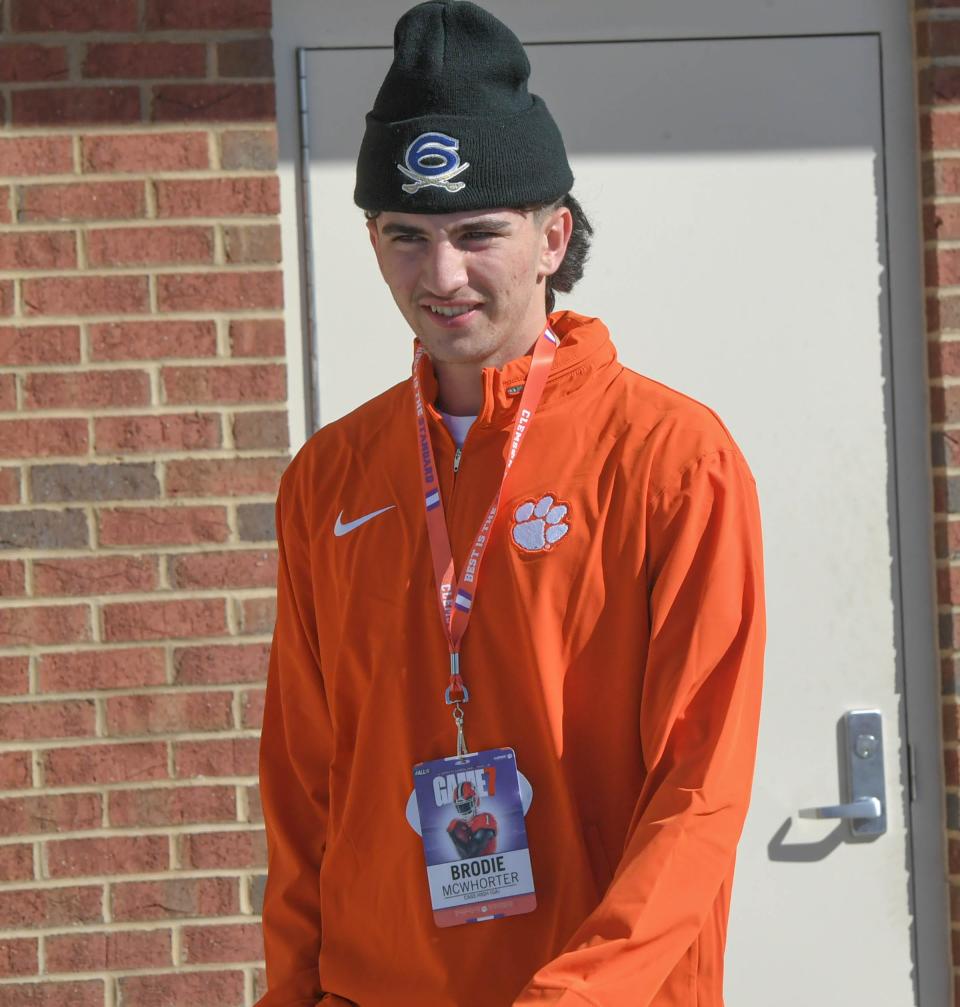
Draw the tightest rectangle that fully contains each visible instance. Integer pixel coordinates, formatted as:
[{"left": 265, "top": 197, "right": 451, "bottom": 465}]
[
  {"left": 32, "top": 714, "right": 264, "bottom": 740},
  {"left": 3, "top": 167, "right": 275, "bottom": 181},
  {"left": 0, "top": 824, "right": 266, "bottom": 846},
  {"left": 26, "top": 652, "right": 38, "bottom": 695},
  {"left": 3, "top": 264, "right": 281, "bottom": 279},
  {"left": 85, "top": 594, "right": 100, "bottom": 647},
  {"left": 918, "top": 11, "right": 960, "bottom": 22},
  {"left": 0, "top": 310, "right": 284, "bottom": 324},
  {"left": 0, "top": 363, "right": 284, "bottom": 380},
  {"left": 65, "top": 37, "right": 82, "bottom": 81},
  {"left": 0, "top": 753, "right": 262, "bottom": 777},
  {"left": 76, "top": 225, "right": 88, "bottom": 270},
  {"left": 0, "top": 123, "right": 277, "bottom": 141},
  {"left": 0, "top": 958, "right": 264, "bottom": 979},
  {"left": 0, "top": 545, "right": 275, "bottom": 567},
  {"left": 238, "top": 863, "right": 252, "bottom": 913},
  {"left": 0, "top": 581, "right": 274, "bottom": 604},
  {"left": 1, "top": 73, "right": 275, "bottom": 92},
  {"left": 210, "top": 130, "right": 221, "bottom": 171},
  {"left": 0, "top": 870, "right": 260, "bottom": 894},
  {"left": 171, "top": 922, "right": 183, "bottom": 969},
  {"left": 214, "top": 222, "right": 226, "bottom": 266}
]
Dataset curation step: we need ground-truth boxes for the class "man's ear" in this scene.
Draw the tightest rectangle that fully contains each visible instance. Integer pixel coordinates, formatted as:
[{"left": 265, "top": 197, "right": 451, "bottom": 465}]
[{"left": 538, "top": 205, "right": 573, "bottom": 280}]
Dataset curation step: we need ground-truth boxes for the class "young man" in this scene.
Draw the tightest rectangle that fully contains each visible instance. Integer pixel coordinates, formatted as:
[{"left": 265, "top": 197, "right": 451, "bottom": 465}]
[{"left": 257, "top": 3, "right": 766, "bottom": 1005}]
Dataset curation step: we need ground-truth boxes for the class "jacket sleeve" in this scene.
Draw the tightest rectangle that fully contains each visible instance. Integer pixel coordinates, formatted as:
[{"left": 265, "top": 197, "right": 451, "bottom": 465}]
[
  {"left": 256, "top": 480, "right": 333, "bottom": 1007},
  {"left": 515, "top": 447, "right": 767, "bottom": 1006}
]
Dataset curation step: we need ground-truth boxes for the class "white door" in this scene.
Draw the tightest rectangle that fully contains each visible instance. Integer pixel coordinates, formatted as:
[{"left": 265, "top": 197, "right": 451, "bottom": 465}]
[{"left": 274, "top": 1, "right": 946, "bottom": 1002}]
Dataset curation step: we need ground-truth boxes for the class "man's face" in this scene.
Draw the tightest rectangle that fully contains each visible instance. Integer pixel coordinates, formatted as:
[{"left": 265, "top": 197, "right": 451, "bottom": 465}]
[{"left": 367, "top": 205, "right": 571, "bottom": 372}]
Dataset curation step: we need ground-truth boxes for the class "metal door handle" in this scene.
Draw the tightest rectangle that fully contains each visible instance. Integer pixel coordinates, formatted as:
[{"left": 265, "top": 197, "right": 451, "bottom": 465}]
[
  {"left": 799, "top": 797, "right": 881, "bottom": 820},
  {"left": 797, "top": 710, "right": 886, "bottom": 837}
]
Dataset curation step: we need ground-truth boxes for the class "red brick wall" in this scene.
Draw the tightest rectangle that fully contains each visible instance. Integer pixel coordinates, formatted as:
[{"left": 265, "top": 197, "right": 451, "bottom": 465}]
[
  {"left": 917, "top": 3, "right": 960, "bottom": 1000},
  {"left": 0, "top": 1, "right": 284, "bottom": 1004}
]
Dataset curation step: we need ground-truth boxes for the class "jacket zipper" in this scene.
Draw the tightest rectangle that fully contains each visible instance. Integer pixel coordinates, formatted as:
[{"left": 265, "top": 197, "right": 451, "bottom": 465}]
[
  {"left": 451, "top": 420, "right": 477, "bottom": 487},
  {"left": 431, "top": 403, "right": 481, "bottom": 517}
]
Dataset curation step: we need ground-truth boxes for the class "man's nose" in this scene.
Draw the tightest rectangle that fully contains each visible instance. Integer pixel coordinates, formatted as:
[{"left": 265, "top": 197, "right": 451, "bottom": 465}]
[{"left": 422, "top": 240, "right": 468, "bottom": 296}]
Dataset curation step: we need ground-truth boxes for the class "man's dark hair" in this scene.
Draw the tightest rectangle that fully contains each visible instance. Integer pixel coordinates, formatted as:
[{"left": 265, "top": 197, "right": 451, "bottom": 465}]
[
  {"left": 364, "top": 192, "right": 593, "bottom": 314},
  {"left": 528, "top": 193, "right": 593, "bottom": 313}
]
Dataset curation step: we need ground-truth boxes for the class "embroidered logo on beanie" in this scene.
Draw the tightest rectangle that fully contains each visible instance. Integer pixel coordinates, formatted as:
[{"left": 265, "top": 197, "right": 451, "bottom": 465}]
[{"left": 398, "top": 132, "right": 470, "bottom": 194}]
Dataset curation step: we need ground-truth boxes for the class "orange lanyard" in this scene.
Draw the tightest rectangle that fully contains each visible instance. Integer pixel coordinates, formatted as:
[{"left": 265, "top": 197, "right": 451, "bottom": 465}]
[{"left": 411, "top": 327, "right": 559, "bottom": 752}]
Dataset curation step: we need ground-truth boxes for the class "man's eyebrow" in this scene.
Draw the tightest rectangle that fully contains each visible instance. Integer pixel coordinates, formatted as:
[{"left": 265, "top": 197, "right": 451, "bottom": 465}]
[
  {"left": 380, "top": 222, "right": 429, "bottom": 237},
  {"left": 451, "top": 218, "right": 512, "bottom": 235},
  {"left": 379, "top": 217, "right": 514, "bottom": 238}
]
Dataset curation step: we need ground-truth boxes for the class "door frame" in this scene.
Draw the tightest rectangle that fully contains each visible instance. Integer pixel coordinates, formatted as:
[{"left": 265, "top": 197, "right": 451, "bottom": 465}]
[{"left": 271, "top": 1, "right": 948, "bottom": 1001}]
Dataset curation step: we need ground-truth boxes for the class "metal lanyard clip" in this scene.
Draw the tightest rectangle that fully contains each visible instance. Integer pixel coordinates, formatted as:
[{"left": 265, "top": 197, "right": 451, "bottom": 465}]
[
  {"left": 444, "top": 653, "right": 470, "bottom": 757},
  {"left": 443, "top": 651, "right": 470, "bottom": 705}
]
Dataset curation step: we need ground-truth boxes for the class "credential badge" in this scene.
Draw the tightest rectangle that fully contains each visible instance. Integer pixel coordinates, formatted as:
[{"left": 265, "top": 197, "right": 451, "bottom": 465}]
[{"left": 398, "top": 132, "right": 470, "bottom": 194}]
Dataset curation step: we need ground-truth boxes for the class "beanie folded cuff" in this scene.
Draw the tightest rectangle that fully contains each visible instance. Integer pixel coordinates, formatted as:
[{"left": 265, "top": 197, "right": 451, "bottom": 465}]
[{"left": 354, "top": 95, "right": 574, "bottom": 213}]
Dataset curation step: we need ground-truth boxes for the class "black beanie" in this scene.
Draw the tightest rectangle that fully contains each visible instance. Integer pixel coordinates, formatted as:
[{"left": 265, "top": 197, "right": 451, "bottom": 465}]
[{"left": 354, "top": 0, "right": 573, "bottom": 213}]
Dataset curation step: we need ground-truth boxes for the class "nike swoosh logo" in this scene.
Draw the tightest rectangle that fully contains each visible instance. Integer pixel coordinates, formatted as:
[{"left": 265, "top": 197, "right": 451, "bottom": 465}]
[{"left": 334, "top": 505, "right": 396, "bottom": 537}]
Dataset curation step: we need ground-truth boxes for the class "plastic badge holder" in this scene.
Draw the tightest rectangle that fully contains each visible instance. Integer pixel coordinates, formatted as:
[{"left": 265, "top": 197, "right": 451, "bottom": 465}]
[{"left": 412, "top": 747, "right": 537, "bottom": 927}]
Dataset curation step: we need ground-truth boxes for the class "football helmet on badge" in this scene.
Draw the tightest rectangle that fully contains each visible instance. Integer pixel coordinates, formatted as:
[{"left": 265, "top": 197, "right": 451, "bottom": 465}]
[{"left": 453, "top": 780, "right": 479, "bottom": 817}]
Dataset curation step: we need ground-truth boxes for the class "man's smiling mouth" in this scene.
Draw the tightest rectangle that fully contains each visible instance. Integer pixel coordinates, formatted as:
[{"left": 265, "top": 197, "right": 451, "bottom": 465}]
[{"left": 428, "top": 304, "right": 475, "bottom": 317}]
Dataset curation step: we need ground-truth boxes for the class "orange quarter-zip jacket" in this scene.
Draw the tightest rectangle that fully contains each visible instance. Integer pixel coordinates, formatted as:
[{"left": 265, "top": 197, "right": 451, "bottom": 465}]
[{"left": 256, "top": 310, "right": 766, "bottom": 1007}]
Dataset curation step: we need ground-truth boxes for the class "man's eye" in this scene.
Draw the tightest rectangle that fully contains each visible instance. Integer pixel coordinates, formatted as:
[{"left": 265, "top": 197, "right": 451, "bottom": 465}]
[
  {"left": 463, "top": 231, "right": 497, "bottom": 241},
  {"left": 392, "top": 234, "right": 424, "bottom": 244}
]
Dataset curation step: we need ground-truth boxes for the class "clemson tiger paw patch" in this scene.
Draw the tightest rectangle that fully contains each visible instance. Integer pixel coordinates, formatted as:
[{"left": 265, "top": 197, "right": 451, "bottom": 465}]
[{"left": 511, "top": 495, "right": 570, "bottom": 553}]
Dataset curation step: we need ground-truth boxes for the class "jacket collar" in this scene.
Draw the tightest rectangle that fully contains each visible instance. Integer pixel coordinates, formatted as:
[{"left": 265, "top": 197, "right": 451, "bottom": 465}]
[{"left": 415, "top": 310, "right": 619, "bottom": 428}]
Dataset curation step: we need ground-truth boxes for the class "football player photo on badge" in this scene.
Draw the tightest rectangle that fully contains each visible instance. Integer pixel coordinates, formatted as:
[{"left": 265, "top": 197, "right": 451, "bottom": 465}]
[{"left": 411, "top": 748, "right": 537, "bottom": 928}]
